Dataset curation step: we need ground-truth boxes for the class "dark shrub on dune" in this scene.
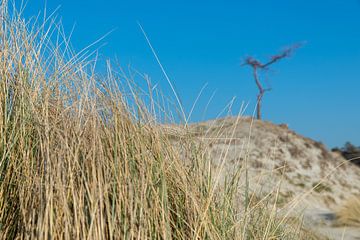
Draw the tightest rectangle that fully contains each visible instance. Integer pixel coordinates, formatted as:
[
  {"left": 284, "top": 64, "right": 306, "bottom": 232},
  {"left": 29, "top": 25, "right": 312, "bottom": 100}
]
[{"left": 332, "top": 142, "right": 360, "bottom": 166}]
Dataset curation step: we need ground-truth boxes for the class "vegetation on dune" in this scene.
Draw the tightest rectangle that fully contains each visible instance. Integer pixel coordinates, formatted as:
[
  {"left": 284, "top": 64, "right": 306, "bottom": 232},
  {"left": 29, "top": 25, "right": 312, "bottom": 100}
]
[
  {"left": 332, "top": 142, "right": 360, "bottom": 166},
  {"left": 336, "top": 197, "right": 360, "bottom": 227},
  {"left": 0, "top": 2, "right": 320, "bottom": 239}
]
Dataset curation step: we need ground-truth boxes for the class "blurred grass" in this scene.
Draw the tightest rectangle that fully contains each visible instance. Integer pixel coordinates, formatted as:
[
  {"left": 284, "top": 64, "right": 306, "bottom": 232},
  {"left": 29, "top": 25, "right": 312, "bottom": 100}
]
[
  {"left": 0, "top": 2, "right": 321, "bottom": 239},
  {"left": 336, "top": 197, "right": 360, "bottom": 227}
]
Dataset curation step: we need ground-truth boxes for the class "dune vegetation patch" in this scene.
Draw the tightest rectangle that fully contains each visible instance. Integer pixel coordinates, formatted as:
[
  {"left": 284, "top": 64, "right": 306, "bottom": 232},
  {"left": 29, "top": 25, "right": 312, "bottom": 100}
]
[{"left": 336, "top": 197, "right": 360, "bottom": 227}]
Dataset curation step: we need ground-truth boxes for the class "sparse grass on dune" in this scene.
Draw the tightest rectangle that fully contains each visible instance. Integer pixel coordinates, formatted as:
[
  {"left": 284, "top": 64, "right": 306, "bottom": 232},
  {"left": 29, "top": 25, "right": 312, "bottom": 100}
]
[{"left": 0, "top": 2, "right": 321, "bottom": 239}]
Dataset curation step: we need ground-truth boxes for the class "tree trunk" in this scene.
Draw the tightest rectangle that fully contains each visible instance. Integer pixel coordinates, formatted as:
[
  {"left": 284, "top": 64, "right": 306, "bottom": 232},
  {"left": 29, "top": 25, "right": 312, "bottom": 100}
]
[{"left": 256, "top": 92, "right": 263, "bottom": 120}]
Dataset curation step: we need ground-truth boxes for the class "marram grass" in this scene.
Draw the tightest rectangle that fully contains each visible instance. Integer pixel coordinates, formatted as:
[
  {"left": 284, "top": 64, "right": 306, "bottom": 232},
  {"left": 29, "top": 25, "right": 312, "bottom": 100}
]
[
  {"left": 0, "top": 2, "right": 321, "bottom": 239},
  {"left": 336, "top": 197, "right": 360, "bottom": 227}
]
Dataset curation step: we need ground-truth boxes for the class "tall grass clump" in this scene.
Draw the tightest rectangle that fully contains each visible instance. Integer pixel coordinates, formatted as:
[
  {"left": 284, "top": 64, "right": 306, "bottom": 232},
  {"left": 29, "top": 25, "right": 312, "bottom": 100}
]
[
  {"left": 0, "top": 2, "right": 237, "bottom": 239},
  {"left": 336, "top": 197, "right": 360, "bottom": 227},
  {"left": 0, "top": 2, "right": 321, "bottom": 239}
]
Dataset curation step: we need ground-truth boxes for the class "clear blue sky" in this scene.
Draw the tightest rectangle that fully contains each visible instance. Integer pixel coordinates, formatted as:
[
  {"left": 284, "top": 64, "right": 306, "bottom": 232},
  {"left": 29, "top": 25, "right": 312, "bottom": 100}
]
[{"left": 24, "top": 0, "right": 360, "bottom": 148}]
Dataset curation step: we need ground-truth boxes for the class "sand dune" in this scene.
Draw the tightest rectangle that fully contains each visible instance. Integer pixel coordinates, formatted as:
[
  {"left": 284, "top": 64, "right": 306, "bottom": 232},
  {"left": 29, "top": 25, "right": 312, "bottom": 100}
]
[{"left": 167, "top": 117, "right": 360, "bottom": 239}]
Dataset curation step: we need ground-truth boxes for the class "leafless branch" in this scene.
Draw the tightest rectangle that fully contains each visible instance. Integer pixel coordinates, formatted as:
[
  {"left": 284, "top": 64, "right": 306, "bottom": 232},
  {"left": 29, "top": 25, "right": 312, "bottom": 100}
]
[{"left": 243, "top": 43, "right": 302, "bottom": 119}]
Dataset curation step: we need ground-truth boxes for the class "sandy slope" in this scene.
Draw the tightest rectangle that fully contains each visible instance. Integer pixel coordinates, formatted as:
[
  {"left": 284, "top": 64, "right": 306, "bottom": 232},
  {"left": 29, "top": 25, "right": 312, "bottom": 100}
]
[{"left": 167, "top": 117, "right": 360, "bottom": 239}]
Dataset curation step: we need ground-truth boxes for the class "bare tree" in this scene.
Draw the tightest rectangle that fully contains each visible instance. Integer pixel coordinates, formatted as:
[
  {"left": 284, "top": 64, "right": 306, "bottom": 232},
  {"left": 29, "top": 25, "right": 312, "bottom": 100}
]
[{"left": 243, "top": 44, "right": 302, "bottom": 120}]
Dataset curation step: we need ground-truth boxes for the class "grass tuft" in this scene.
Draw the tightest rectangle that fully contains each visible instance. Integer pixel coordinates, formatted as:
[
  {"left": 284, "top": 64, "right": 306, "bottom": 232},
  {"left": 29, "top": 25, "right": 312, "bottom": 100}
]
[{"left": 336, "top": 197, "right": 360, "bottom": 227}]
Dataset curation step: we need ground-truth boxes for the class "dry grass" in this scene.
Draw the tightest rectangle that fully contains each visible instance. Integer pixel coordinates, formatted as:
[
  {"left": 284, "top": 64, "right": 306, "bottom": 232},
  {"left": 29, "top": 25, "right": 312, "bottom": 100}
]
[
  {"left": 0, "top": 2, "right": 322, "bottom": 239},
  {"left": 336, "top": 197, "right": 360, "bottom": 227}
]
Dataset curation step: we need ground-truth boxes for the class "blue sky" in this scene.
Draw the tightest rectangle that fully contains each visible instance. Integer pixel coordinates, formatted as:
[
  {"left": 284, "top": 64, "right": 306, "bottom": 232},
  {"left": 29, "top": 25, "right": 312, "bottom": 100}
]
[{"left": 24, "top": 0, "right": 360, "bottom": 147}]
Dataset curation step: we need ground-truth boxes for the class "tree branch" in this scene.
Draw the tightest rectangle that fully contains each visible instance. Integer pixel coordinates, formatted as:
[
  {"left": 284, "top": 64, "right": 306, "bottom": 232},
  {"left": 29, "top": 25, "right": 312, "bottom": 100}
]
[{"left": 242, "top": 43, "right": 302, "bottom": 119}]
